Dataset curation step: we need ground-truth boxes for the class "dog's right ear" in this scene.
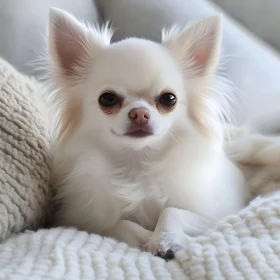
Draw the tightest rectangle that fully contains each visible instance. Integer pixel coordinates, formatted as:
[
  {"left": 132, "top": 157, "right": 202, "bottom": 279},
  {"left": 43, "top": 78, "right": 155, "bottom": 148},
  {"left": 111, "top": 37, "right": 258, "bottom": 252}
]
[{"left": 48, "top": 8, "right": 112, "bottom": 80}]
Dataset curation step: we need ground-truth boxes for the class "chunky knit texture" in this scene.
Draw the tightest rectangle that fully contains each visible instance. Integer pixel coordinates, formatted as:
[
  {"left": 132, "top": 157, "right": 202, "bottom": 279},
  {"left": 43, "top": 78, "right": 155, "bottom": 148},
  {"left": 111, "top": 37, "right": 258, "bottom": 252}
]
[
  {"left": 0, "top": 58, "right": 52, "bottom": 241},
  {"left": 0, "top": 191, "right": 280, "bottom": 279}
]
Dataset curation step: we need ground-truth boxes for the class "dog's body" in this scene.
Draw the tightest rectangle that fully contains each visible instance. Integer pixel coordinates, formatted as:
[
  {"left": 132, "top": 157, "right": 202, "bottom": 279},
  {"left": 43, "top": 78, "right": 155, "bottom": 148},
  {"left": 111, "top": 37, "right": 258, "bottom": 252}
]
[
  {"left": 48, "top": 8, "right": 249, "bottom": 256},
  {"left": 54, "top": 124, "right": 245, "bottom": 252}
]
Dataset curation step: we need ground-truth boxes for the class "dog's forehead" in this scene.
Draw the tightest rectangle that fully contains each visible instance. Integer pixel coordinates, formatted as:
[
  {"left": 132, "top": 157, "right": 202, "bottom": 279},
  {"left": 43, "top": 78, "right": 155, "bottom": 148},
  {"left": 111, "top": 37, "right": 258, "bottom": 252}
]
[
  {"left": 95, "top": 38, "right": 181, "bottom": 91},
  {"left": 110, "top": 38, "right": 170, "bottom": 64}
]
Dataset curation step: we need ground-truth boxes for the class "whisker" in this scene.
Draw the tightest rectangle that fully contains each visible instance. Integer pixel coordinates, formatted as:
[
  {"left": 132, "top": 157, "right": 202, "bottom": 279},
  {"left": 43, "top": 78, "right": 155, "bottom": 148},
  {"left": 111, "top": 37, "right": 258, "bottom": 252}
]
[
  {"left": 168, "top": 131, "right": 177, "bottom": 144},
  {"left": 169, "top": 131, "right": 178, "bottom": 144},
  {"left": 170, "top": 128, "right": 184, "bottom": 145}
]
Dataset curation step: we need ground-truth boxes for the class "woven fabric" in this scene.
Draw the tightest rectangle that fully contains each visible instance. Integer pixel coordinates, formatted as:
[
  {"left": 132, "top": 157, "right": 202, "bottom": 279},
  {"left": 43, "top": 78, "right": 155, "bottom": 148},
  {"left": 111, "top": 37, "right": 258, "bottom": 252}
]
[
  {"left": 0, "top": 191, "right": 280, "bottom": 279},
  {"left": 0, "top": 58, "right": 52, "bottom": 241}
]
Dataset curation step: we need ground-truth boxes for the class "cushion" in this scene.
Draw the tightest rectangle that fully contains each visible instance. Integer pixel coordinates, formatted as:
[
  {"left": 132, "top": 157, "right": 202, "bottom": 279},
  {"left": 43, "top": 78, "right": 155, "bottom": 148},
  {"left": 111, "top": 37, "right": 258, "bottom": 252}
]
[
  {"left": 0, "top": 0, "right": 100, "bottom": 76},
  {"left": 0, "top": 57, "right": 52, "bottom": 241},
  {"left": 97, "top": 0, "right": 280, "bottom": 134}
]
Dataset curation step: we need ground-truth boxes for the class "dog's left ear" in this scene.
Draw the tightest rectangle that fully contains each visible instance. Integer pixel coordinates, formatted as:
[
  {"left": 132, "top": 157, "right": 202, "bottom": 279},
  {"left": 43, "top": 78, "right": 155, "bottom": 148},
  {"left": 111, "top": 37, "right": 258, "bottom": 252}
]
[{"left": 162, "top": 15, "right": 222, "bottom": 77}]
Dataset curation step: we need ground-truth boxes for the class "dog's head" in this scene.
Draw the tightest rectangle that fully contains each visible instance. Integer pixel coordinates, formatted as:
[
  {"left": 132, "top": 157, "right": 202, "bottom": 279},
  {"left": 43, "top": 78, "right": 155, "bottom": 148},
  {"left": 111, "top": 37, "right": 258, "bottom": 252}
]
[{"left": 48, "top": 8, "right": 228, "bottom": 150}]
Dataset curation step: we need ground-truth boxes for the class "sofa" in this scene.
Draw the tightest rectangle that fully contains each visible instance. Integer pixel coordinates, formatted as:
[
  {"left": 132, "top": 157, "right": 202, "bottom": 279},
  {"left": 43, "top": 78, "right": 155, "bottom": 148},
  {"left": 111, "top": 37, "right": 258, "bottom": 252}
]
[{"left": 1, "top": 1, "right": 280, "bottom": 279}]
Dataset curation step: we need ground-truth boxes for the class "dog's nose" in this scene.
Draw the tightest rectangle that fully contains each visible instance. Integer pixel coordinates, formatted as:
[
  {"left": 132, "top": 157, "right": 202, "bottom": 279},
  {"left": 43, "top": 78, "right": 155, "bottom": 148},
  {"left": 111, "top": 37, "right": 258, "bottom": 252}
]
[{"left": 129, "top": 107, "right": 150, "bottom": 125}]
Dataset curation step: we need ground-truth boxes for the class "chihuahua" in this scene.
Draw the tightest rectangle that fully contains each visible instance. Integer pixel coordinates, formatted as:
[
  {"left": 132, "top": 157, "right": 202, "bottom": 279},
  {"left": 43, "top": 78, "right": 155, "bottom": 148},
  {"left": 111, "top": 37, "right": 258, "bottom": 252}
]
[{"left": 47, "top": 8, "right": 249, "bottom": 258}]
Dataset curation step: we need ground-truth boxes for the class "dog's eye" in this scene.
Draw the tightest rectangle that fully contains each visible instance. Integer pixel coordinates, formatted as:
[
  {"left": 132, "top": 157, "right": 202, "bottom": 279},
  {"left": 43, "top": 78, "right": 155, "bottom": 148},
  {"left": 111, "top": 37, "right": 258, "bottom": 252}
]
[
  {"left": 99, "top": 91, "right": 119, "bottom": 107},
  {"left": 159, "top": 92, "right": 177, "bottom": 107}
]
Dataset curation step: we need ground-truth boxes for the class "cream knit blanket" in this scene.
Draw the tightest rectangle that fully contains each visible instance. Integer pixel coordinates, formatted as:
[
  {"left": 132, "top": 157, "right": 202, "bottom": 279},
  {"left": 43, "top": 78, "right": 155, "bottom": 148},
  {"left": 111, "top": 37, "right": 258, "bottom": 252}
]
[
  {"left": 0, "top": 57, "right": 280, "bottom": 279},
  {"left": 1, "top": 191, "right": 280, "bottom": 279}
]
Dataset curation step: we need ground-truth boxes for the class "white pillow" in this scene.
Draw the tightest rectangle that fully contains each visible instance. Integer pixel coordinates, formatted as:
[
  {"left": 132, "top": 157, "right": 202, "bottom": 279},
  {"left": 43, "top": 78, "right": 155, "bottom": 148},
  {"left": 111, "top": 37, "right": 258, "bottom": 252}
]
[
  {"left": 0, "top": 0, "right": 100, "bottom": 76},
  {"left": 97, "top": 0, "right": 280, "bottom": 133}
]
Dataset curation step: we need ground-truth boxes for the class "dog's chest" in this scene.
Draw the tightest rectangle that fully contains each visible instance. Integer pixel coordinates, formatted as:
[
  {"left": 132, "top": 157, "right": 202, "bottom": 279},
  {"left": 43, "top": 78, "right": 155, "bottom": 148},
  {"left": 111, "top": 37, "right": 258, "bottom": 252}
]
[{"left": 111, "top": 154, "right": 167, "bottom": 229}]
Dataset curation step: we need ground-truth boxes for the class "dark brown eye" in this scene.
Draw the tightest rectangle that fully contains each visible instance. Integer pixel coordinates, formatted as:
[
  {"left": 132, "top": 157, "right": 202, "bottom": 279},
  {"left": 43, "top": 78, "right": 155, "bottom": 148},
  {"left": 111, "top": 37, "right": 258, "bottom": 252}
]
[
  {"left": 99, "top": 91, "right": 119, "bottom": 107},
  {"left": 159, "top": 92, "right": 177, "bottom": 107}
]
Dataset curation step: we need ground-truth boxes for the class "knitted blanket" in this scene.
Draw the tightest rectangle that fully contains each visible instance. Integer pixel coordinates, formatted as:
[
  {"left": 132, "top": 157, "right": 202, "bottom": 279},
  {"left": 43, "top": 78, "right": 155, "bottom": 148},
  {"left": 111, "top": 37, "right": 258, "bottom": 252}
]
[
  {"left": 1, "top": 191, "right": 280, "bottom": 280},
  {"left": 0, "top": 57, "right": 280, "bottom": 279}
]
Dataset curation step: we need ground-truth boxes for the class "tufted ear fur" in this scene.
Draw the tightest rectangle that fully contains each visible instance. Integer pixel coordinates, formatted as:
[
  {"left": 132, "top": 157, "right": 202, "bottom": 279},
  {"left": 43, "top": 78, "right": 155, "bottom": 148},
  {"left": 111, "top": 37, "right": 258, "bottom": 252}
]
[
  {"left": 162, "top": 15, "right": 222, "bottom": 77},
  {"left": 48, "top": 7, "right": 112, "bottom": 81},
  {"left": 162, "top": 16, "right": 229, "bottom": 140},
  {"left": 47, "top": 8, "right": 113, "bottom": 143}
]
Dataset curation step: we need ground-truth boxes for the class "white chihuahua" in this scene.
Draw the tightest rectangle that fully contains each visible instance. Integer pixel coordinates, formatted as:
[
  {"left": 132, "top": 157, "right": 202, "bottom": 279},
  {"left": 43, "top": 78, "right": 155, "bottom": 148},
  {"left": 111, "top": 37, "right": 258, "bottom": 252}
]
[{"left": 48, "top": 8, "right": 249, "bottom": 258}]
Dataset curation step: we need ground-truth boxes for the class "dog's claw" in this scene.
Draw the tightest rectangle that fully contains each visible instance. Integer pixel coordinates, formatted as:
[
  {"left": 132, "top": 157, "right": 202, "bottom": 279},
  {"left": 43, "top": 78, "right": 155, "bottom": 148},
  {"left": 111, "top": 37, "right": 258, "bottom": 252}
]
[{"left": 155, "top": 249, "right": 175, "bottom": 261}]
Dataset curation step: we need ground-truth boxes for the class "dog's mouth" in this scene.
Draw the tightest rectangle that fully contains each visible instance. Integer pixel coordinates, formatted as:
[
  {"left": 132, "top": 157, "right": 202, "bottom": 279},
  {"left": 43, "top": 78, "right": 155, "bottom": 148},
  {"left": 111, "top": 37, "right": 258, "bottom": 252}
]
[
  {"left": 124, "top": 130, "right": 153, "bottom": 138},
  {"left": 112, "top": 127, "right": 154, "bottom": 138}
]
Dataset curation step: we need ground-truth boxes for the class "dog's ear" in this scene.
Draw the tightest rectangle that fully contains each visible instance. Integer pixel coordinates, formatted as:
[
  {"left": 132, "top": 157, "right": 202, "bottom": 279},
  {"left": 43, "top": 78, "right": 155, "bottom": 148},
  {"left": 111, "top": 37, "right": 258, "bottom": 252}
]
[
  {"left": 162, "top": 15, "right": 222, "bottom": 77},
  {"left": 163, "top": 16, "right": 228, "bottom": 140},
  {"left": 48, "top": 8, "right": 112, "bottom": 79},
  {"left": 47, "top": 8, "right": 113, "bottom": 144}
]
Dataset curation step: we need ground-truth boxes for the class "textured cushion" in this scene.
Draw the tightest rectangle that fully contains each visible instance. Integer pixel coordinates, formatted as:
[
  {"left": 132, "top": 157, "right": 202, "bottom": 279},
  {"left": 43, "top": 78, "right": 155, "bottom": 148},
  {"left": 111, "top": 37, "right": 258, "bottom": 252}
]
[
  {"left": 97, "top": 0, "right": 280, "bottom": 134},
  {"left": 0, "top": 0, "right": 100, "bottom": 76},
  {"left": 0, "top": 57, "right": 52, "bottom": 241}
]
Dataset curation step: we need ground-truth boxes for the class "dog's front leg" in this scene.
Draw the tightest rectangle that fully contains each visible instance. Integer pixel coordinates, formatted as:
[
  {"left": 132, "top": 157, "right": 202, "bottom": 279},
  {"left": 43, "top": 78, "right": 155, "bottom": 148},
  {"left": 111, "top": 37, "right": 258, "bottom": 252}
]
[
  {"left": 105, "top": 220, "right": 153, "bottom": 249},
  {"left": 145, "top": 207, "right": 212, "bottom": 259}
]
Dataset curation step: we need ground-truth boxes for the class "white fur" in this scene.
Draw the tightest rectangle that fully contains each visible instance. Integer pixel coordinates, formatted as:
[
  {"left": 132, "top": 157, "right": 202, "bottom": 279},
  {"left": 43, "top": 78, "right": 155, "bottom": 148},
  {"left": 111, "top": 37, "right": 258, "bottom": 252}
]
[
  {"left": 226, "top": 128, "right": 280, "bottom": 198},
  {"left": 47, "top": 8, "right": 249, "bottom": 255}
]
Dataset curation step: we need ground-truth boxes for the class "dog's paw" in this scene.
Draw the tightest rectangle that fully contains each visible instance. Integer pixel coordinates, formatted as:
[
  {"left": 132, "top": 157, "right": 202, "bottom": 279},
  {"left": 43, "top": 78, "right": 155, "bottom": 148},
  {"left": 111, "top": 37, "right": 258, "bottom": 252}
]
[{"left": 144, "top": 231, "right": 190, "bottom": 260}]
